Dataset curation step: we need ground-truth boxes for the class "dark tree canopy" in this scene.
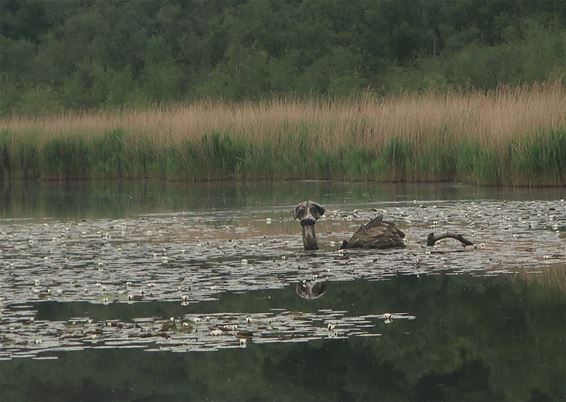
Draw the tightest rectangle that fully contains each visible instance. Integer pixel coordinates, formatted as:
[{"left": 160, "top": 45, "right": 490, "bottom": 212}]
[{"left": 1, "top": 0, "right": 566, "bottom": 114}]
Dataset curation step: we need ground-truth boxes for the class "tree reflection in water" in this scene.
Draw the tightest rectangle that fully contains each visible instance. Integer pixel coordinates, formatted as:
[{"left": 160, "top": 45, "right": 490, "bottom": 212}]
[{"left": 0, "top": 272, "right": 564, "bottom": 402}]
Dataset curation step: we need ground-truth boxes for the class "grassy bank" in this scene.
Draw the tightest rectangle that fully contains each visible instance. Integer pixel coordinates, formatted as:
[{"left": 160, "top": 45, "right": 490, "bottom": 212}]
[{"left": 1, "top": 85, "right": 565, "bottom": 186}]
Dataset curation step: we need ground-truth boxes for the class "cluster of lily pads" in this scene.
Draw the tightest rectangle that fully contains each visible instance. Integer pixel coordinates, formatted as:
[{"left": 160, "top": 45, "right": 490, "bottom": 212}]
[{"left": 0, "top": 198, "right": 564, "bottom": 360}]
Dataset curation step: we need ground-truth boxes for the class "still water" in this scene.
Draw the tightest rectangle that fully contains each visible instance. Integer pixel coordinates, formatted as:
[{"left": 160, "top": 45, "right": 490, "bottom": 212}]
[{"left": 0, "top": 181, "right": 565, "bottom": 401}]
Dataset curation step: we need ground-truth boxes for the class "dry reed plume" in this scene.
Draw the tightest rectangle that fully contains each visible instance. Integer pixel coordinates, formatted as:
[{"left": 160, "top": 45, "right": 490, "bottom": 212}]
[
  {"left": 1, "top": 84, "right": 565, "bottom": 184},
  {"left": 2, "top": 84, "right": 566, "bottom": 146}
]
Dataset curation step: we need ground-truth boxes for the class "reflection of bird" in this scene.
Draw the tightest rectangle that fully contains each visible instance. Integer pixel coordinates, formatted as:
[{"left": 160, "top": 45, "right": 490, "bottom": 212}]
[{"left": 296, "top": 280, "right": 327, "bottom": 300}]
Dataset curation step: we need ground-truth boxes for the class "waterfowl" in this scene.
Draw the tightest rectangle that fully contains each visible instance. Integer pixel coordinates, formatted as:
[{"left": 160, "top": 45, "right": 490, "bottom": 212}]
[
  {"left": 293, "top": 200, "right": 325, "bottom": 250},
  {"left": 294, "top": 201, "right": 477, "bottom": 251},
  {"left": 340, "top": 214, "right": 405, "bottom": 250},
  {"left": 294, "top": 201, "right": 405, "bottom": 251}
]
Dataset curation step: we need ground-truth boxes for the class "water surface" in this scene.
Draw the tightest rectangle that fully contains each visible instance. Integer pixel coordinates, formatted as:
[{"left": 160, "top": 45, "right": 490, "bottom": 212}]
[{"left": 0, "top": 181, "right": 565, "bottom": 401}]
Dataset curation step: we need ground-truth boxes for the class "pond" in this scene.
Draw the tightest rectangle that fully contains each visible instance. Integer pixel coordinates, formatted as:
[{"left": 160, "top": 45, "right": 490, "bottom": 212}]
[{"left": 0, "top": 181, "right": 565, "bottom": 402}]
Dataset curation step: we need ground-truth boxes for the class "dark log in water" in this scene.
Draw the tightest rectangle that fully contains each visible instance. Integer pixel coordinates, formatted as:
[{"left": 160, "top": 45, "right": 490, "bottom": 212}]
[{"left": 427, "top": 232, "right": 474, "bottom": 247}]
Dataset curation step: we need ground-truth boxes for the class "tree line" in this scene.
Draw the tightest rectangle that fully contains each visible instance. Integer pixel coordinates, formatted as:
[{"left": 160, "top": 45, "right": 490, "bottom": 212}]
[{"left": 1, "top": 0, "right": 566, "bottom": 114}]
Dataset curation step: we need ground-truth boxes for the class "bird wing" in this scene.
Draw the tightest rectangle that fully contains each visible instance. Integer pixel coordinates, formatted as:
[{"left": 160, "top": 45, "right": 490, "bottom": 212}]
[
  {"left": 347, "top": 215, "right": 405, "bottom": 249},
  {"left": 362, "top": 216, "right": 405, "bottom": 239}
]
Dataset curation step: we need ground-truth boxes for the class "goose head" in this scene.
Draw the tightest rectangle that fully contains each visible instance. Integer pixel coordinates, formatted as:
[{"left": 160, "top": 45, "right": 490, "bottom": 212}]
[{"left": 294, "top": 201, "right": 325, "bottom": 250}]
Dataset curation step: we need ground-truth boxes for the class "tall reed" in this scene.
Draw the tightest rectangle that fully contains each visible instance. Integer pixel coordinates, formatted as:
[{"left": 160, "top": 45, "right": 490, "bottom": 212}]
[{"left": 1, "top": 84, "right": 565, "bottom": 185}]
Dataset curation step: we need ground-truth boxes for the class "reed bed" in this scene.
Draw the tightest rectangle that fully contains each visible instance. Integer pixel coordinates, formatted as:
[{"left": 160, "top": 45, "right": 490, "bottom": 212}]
[{"left": 1, "top": 84, "right": 565, "bottom": 185}]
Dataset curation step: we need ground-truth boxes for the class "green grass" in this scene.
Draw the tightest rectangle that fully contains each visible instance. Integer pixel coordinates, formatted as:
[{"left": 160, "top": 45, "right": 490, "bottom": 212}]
[{"left": 2, "top": 127, "right": 564, "bottom": 186}]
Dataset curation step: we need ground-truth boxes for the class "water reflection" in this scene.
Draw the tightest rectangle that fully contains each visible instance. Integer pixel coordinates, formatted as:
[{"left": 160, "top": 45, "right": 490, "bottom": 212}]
[
  {"left": 0, "top": 181, "right": 564, "bottom": 401},
  {"left": 0, "top": 274, "right": 564, "bottom": 401},
  {"left": 1, "top": 180, "right": 565, "bottom": 219},
  {"left": 296, "top": 280, "right": 327, "bottom": 300}
]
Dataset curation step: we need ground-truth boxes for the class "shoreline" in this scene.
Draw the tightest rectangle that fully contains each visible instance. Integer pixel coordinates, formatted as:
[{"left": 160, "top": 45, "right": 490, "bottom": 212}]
[
  {"left": 1, "top": 177, "right": 565, "bottom": 189},
  {"left": 2, "top": 87, "right": 565, "bottom": 186}
]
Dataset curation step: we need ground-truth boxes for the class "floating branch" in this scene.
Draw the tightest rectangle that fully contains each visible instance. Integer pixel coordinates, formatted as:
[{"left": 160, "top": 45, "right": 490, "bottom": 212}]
[{"left": 427, "top": 232, "right": 474, "bottom": 247}]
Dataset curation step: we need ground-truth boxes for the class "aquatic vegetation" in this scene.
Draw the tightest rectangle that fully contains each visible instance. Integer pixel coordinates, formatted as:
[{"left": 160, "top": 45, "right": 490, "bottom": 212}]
[
  {"left": 0, "top": 197, "right": 564, "bottom": 359},
  {"left": 1, "top": 85, "right": 565, "bottom": 185},
  {"left": 0, "top": 186, "right": 564, "bottom": 401},
  {"left": 0, "top": 198, "right": 563, "bottom": 308}
]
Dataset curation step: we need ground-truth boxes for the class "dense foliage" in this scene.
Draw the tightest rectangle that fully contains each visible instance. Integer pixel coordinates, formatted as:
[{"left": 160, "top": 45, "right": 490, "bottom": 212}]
[{"left": 2, "top": 0, "right": 566, "bottom": 114}]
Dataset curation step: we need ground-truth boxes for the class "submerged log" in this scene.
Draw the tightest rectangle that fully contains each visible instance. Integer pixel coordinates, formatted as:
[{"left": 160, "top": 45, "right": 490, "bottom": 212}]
[{"left": 427, "top": 232, "right": 474, "bottom": 247}]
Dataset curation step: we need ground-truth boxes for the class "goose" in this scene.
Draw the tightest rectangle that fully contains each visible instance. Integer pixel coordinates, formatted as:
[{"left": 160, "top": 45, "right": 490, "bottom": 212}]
[{"left": 294, "top": 201, "right": 405, "bottom": 251}]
